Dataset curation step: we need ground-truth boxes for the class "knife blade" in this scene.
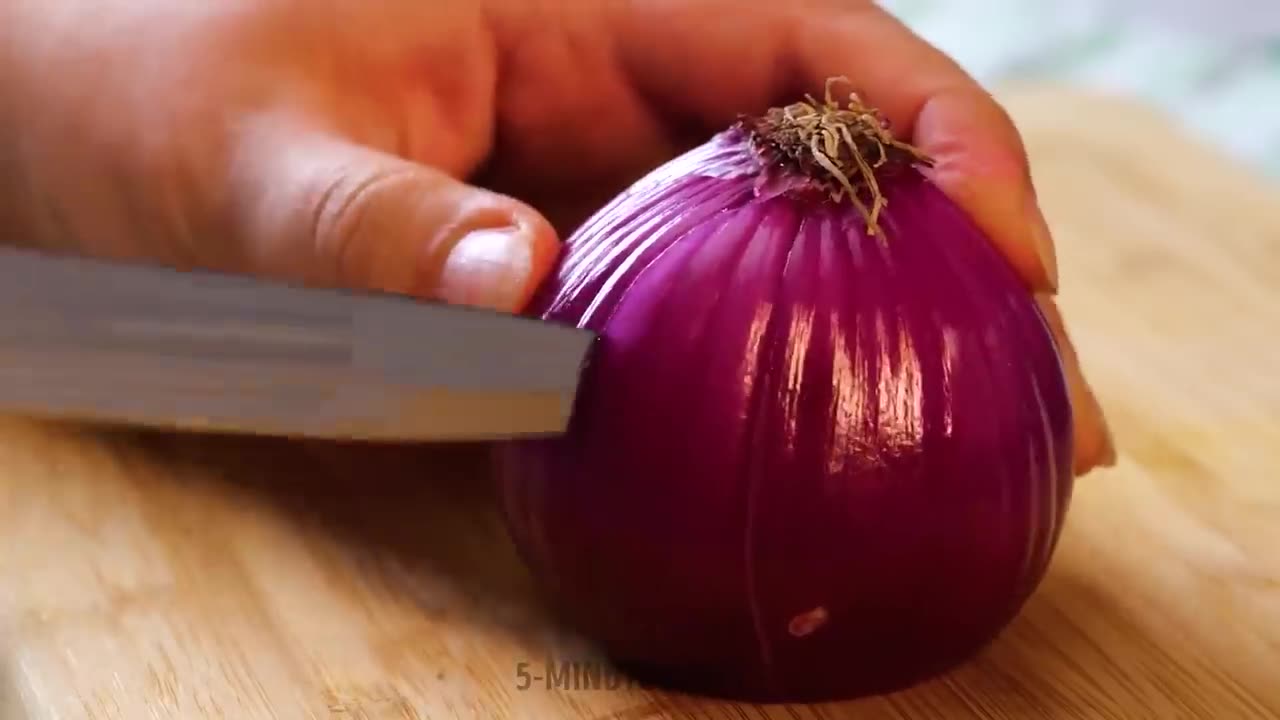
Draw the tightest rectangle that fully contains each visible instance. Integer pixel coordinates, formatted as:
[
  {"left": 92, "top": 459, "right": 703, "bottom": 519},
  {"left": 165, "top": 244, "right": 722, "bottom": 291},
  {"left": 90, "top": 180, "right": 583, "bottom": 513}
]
[{"left": 0, "top": 246, "right": 595, "bottom": 441}]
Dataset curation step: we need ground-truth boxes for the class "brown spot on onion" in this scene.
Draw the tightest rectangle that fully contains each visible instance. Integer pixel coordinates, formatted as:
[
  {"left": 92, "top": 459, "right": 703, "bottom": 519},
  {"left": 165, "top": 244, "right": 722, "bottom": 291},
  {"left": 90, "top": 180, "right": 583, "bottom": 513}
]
[{"left": 787, "top": 606, "right": 829, "bottom": 638}]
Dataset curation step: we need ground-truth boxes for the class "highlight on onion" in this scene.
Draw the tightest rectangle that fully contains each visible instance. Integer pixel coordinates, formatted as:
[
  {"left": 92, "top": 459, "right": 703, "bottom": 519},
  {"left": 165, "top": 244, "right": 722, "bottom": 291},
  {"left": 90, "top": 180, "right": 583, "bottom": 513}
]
[{"left": 494, "top": 78, "right": 1075, "bottom": 703}]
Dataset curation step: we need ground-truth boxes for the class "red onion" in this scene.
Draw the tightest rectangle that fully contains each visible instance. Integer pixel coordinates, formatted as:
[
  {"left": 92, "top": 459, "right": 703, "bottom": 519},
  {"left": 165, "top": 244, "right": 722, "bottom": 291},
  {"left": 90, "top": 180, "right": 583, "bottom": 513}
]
[{"left": 494, "top": 80, "right": 1074, "bottom": 703}]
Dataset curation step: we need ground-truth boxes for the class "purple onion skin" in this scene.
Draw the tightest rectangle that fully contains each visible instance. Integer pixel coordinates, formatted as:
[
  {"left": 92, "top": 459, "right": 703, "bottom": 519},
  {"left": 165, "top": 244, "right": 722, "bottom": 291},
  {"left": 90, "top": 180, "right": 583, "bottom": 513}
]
[{"left": 494, "top": 126, "right": 1074, "bottom": 703}]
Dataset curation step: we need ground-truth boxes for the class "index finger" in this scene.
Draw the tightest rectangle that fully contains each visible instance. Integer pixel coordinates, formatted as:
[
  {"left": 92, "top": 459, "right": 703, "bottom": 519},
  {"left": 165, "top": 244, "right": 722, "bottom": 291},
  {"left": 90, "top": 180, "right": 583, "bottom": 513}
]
[{"left": 609, "top": 0, "right": 1058, "bottom": 293}]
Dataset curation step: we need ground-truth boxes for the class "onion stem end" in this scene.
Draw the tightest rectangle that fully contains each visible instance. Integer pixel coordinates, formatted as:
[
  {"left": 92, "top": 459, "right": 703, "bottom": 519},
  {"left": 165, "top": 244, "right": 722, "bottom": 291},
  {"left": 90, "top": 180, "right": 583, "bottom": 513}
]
[{"left": 741, "top": 77, "right": 935, "bottom": 235}]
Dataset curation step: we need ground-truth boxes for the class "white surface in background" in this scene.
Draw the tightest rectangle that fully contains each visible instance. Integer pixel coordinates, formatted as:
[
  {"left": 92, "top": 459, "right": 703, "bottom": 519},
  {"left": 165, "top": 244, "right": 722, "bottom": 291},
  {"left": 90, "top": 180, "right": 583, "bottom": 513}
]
[
  {"left": 1111, "top": 0, "right": 1280, "bottom": 41},
  {"left": 878, "top": 0, "right": 1280, "bottom": 177}
]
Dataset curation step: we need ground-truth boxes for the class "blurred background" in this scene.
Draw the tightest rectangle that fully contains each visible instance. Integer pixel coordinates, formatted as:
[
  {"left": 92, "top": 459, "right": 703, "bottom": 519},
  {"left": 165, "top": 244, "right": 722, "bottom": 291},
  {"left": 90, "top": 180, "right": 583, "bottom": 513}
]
[{"left": 878, "top": 0, "right": 1280, "bottom": 179}]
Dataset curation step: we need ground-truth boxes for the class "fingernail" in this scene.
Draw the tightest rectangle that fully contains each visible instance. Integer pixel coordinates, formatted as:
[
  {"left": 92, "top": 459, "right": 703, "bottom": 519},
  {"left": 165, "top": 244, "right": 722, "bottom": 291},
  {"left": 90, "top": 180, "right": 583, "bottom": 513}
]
[
  {"left": 436, "top": 226, "right": 533, "bottom": 311},
  {"left": 1036, "top": 293, "right": 1113, "bottom": 475},
  {"left": 1099, "top": 422, "right": 1118, "bottom": 467},
  {"left": 1026, "top": 197, "right": 1060, "bottom": 293},
  {"left": 1088, "top": 387, "right": 1118, "bottom": 468},
  {"left": 1078, "top": 389, "right": 1118, "bottom": 473}
]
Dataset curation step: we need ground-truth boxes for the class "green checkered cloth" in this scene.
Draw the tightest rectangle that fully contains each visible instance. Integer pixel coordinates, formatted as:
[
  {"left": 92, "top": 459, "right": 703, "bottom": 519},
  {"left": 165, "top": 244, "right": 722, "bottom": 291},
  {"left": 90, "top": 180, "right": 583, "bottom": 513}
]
[{"left": 879, "top": 0, "right": 1280, "bottom": 178}]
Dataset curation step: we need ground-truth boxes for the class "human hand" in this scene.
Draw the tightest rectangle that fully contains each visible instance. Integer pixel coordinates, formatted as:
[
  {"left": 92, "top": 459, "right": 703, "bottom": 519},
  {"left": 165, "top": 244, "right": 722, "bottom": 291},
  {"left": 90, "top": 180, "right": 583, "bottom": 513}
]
[{"left": 0, "top": 0, "right": 1112, "bottom": 473}]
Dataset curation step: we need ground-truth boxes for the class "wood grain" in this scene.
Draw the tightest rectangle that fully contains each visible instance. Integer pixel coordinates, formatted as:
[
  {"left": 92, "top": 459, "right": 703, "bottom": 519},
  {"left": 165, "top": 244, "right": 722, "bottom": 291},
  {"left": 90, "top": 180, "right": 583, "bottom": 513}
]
[{"left": 2, "top": 87, "right": 1278, "bottom": 720}]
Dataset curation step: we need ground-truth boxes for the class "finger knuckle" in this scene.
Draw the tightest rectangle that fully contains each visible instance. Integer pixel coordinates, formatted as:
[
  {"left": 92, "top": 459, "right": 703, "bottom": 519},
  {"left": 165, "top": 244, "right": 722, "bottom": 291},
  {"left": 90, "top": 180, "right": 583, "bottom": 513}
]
[{"left": 309, "top": 165, "right": 419, "bottom": 285}]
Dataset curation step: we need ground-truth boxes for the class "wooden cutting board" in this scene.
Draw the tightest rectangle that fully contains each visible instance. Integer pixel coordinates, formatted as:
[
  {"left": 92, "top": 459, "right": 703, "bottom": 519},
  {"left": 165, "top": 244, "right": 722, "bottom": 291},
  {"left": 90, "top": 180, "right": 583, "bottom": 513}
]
[{"left": 1, "top": 87, "right": 1278, "bottom": 720}]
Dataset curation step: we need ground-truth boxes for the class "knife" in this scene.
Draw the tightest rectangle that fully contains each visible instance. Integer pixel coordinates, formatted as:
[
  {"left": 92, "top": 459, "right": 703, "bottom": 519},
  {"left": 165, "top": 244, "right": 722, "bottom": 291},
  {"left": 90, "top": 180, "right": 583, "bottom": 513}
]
[{"left": 0, "top": 246, "right": 596, "bottom": 441}]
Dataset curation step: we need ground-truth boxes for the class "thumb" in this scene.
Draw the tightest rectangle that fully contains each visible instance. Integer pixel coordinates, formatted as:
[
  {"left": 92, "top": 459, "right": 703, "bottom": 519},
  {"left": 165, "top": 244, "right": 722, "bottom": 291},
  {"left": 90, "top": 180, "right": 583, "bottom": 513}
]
[{"left": 227, "top": 119, "right": 560, "bottom": 312}]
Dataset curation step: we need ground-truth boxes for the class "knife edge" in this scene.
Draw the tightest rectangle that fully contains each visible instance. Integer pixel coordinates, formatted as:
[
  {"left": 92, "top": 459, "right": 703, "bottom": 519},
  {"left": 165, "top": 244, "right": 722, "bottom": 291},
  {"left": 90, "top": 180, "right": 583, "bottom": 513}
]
[{"left": 0, "top": 247, "right": 596, "bottom": 440}]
